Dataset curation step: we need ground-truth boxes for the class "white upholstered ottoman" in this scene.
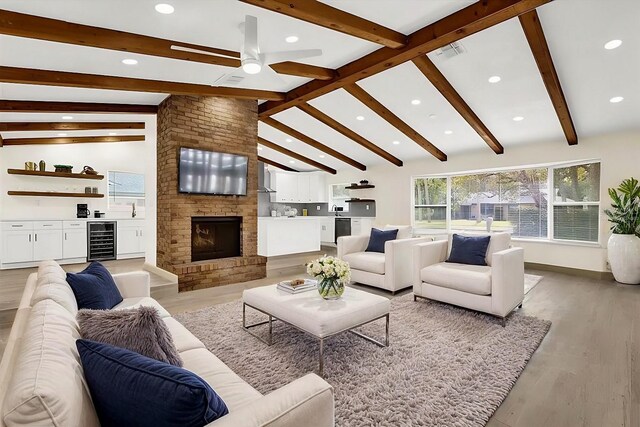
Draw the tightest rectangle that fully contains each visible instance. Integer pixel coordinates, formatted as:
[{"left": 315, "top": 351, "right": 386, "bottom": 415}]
[{"left": 242, "top": 285, "right": 390, "bottom": 375}]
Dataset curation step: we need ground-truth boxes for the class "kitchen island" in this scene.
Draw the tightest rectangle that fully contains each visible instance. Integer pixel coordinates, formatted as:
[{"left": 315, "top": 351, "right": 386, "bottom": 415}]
[{"left": 257, "top": 217, "right": 324, "bottom": 257}]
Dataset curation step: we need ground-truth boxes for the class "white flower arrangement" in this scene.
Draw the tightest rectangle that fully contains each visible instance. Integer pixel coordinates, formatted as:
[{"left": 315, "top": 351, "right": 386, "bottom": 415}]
[{"left": 306, "top": 255, "right": 351, "bottom": 285}]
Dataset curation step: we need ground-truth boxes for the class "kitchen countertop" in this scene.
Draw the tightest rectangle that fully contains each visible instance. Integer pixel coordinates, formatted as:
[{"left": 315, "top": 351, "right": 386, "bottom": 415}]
[
  {"left": 1, "top": 218, "right": 146, "bottom": 222},
  {"left": 258, "top": 216, "right": 375, "bottom": 220}
]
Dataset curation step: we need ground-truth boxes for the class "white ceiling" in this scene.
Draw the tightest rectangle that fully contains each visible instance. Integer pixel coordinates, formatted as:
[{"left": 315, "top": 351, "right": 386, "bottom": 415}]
[{"left": 0, "top": 0, "right": 638, "bottom": 172}]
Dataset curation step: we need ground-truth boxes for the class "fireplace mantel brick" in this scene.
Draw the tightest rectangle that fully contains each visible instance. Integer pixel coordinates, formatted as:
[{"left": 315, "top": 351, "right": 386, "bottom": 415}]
[{"left": 157, "top": 95, "right": 266, "bottom": 292}]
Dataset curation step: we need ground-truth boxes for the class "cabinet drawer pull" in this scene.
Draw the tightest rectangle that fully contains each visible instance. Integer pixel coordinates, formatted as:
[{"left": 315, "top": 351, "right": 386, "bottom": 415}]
[
  {"left": 135, "top": 230, "right": 139, "bottom": 237},
  {"left": 65, "top": 233, "right": 67, "bottom": 240},
  {"left": 28, "top": 234, "right": 31, "bottom": 242},
  {"left": 35, "top": 233, "right": 38, "bottom": 242},
  {"left": 11, "top": 225, "right": 23, "bottom": 228},
  {"left": 42, "top": 224, "right": 52, "bottom": 227}
]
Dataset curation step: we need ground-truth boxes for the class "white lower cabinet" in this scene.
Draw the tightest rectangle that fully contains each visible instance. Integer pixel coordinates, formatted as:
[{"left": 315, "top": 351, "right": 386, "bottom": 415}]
[
  {"left": 351, "top": 218, "right": 373, "bottom": 236},
  {"left": 320, "top": 218, "right": 335, "bottom": 243},
  {"left": 63, "top": 221, "right": 87, "bottom": 260},
  {"left": 0, "top": 221, "right": 63, "bottom": 267},
  {"left": 1, "top": 229, "right": 33, "bottom": 264},
  {"left": 117, "top": 221, "right": 146, "bottom": 258},
  {"left": 33, "top": 229, "right": 63, "bottom": 262}
]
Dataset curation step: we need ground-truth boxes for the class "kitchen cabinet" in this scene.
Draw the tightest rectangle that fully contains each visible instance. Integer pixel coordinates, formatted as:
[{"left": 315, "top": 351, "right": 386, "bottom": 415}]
[
  {"left": 0, "top": 221, "right": 62, "bottom": 266},
  {"left": 320, "top": 218, "right": 335, "bottom": 243},
  {"left": 117, "top": 220, "right": 146, "bottom": 258},
  {"left": 1, "top": 224, "right": 33, "bottom": 264},
  {"left": 351, "top": 218, "right": 373, "bottom": 236},
  {"left": 63, "top": 221, "right": 87, "bottom": 259},
  {"left": 33, "top": 228, "right": 63, "bottom": 262},
  {"left": 258, "top": 217, "right": 321, "bottom": 256},
  {"left": 270, "top": 171, "right": 327, "bottom": 203}
]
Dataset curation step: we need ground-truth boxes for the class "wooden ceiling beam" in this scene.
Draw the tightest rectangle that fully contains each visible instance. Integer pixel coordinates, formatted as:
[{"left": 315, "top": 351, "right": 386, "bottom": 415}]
[
  {"left": 297, "top": 103, "right": 403, "bottom": 167},
  {"left": 239, "top": 0, "right": 407, "bottom": 48},
  {"left": 411, "top": 56, "right": 504, "bottom": 154},
  {"left": 261, "top": 117, "right": 366, "bottom": 171},
  {"left": 258, "top": 136, "right": 336, "bottom": 174},
  {"left": 259, "top": 0, "right": 552, "bottom": 117},
  {"left": 0, "top": 9, "right": 335, "bottom": 81},
  {"left": 2, "top": 135, "right": 145, "bottom": 146},
  {"left": 0, "top": 100, "right": 158, "bottom": 114},
  {"left": 519, "top": 10, "right": 577, "bottom": 145},
  {"left": 344, "top": 84, "right": 447, "bottom": 161},
  {"left": 0, "top": 122, "right": 145, "bottom": 132},
  {"left": 258, "top": 155, "right": 298, "bottom": 172},
  {"left": 0, "top": 66, "right": 285, "bottom": 101}
]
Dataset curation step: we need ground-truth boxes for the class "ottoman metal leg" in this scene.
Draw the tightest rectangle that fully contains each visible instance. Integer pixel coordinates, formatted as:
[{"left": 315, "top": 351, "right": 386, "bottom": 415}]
[
  {"left": 319, "top": 338, "right": 324, "bottom": 376},
  {"left": 242, "top": 303, "right": 274, "bottom": 345},
  {"left": 349, "top": 313, "right": 390, "bottom": 348}
]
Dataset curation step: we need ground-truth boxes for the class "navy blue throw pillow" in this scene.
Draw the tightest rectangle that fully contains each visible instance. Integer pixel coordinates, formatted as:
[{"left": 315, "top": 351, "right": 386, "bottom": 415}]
[
  {"left": 447, "top": 234, "right": 491, "bottom": 266},
  {"left": 76, "top": 339, "right": 229, "bottom": 427},
  {"left": 66, "top": 261, "right": 123, "bottom": 309},
  {"left": 365, "top": 228, "right": 399, "bottom": 253}
]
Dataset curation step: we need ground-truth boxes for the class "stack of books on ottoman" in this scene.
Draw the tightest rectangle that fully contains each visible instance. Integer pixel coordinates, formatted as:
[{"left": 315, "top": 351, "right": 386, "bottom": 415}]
[{"left": 277, "top": 279, "right": 317, "bottom": 294}]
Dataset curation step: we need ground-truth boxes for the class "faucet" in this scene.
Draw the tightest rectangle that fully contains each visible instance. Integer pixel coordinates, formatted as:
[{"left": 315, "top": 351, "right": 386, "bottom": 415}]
[{"left": 132, "top": 202, "right": 137, "bottom": 218}]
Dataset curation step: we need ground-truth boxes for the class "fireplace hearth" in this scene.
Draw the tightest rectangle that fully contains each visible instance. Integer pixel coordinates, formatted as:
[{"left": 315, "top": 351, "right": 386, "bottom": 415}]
[{"left": 191, "top": 216, "right": 242, "bottom": 262}]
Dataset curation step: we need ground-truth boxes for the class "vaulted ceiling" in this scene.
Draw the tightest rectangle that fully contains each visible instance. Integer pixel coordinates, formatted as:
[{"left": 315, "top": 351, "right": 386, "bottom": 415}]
[{"left": 0, "top": 0, "right": 637, "bottom": 171}]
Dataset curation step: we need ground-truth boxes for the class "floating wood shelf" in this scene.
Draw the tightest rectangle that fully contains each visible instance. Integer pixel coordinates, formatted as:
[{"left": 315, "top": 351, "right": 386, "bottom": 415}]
[
  {"left": 345, "top": 199, "right": 375, "bottom": 203},
  {"left": 7, "top": 169, "right": 104, "bottom": 180},
  {"left": 345, "top": 184, "right": 375, "bottom": 190},
  {"left": 8, "top": 191, "right": 104, "bottom": 198}
]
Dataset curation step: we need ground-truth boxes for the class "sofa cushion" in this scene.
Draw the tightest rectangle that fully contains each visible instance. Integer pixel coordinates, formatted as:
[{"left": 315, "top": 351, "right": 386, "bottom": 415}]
[
  {"left": 113, "top": 296, "right": 171, "bottom": 318},
  {"left": 384, "top": 224, "right": 412, "bottom": 239},
  {"left": 180, "top": 348, "right": 262, "bottom": 412},
  {"left": 2, "top": 299, "right": 100, "bottom": 427},
  {"left": 77, "top": 339, "right": 228, "bottom": 427},
  {"left": 365, "top": 228, "right": 398, "bottom": 253},
  {"left": 342, "top": 251, "right": 386, "bottom": 275},
  {"left": 447, "top": 234, "right": 491, "bottom": 266},
  {"left": 66, "top": 261, "right": 123, "bottom": 310},
  {"left": 37, "top": 260, "right": 66, "bottom": 278},
  {"left": 31, "top": 273, "right": 78, "bottom": 315},
  {"left": 163, "top": 317, "right": 206, "bottom": 353},
  {"left": 447, "top": 232, "right": 511, "bottom": 266},
  {"left": 77, "top": 306, "right": 183, "bottom": 366},
  {"left": 421, "top": 262, "right": 492, "bottom": 296}
]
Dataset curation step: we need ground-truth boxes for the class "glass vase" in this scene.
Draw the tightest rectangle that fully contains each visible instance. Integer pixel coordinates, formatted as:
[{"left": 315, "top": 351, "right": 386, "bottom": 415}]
[{"left": 317, "top": 277, "right": 345, "bottom": 300}]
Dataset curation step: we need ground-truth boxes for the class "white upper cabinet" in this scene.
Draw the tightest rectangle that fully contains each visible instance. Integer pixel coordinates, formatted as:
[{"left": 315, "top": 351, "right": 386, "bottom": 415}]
[{"left": 270, "top": 171, "right": 327, "bottom": 203}]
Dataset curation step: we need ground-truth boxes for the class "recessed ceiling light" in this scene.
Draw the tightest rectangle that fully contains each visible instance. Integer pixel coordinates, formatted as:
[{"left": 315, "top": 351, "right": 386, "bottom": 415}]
[
  {"left": 356, "top": 115, "right": 365, "bottom": 121},
  {"left": 411, "top": 99, "right": 421, "bottom": 105},
  {"left": 122, "top": 58, "right": 138, "bottom": 65},
  {"left": 444, "top": 130, "right": 453, "bottom": 135},
  {"left": 285, "top": 138, "right": 292, "bottom": 142},
  {"left": 289, "top": 160, "right": 295, "bottom": 164},
  {"left": 512, "top": 116, "right": 524, "bottom": 122},
  {"left": 604, "top": 39, "right": 622, "bottom": 50},
  {"left": 62, "top": 115, "right": 73, "bottom": 120},
  {"left": 429, "top": 114, "right": 437, "bottom": 119},
  {"left": 109, "top": 132, "right": 117, "bottom": 136},
  {"left": 155, "top": 3, "right": 174, "bottom": 14},
  {"left": 285, "top": 36, "right": 299, "bottom": 43},
  {"left": 319, "top": 155, "right": 325, "bottom": 158},
  {"left": 392, "top": 140, "right": 400, "bottom": 145},
  {"left": 257, "top": 146, "right": 263, "bottom": 151},
  {"left": 488, "top": 75, "right": 501, "bottom": 83},
  {"left": 609, "top": 96, "right": 624, "bottom": 103},
  {"left": 57, "top": 133, "right": 67, "bottom": 137}
]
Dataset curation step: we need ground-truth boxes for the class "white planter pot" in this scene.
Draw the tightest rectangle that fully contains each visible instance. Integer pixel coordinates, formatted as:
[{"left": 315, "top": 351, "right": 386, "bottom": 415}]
[{"left": 608, "top": 234, "right": 640, "bottom": 284}]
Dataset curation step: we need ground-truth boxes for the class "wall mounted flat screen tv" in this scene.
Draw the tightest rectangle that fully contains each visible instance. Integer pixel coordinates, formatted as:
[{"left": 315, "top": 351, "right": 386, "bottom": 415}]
[{"left": 179, "top": 147, "right": 248, "bottom": 196}]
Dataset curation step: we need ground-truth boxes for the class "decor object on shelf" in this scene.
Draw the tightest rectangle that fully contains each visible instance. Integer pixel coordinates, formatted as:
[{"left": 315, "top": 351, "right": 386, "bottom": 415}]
[
  {"left": 54, "top": 164, "right": 73, "bottom": 173},
  {"left": 604, "top": 177, "right": 640, "bottom": 284},
  {"left": 82, "top": 165, "right": 99, "bottom": 175},
  {"left": 25, "top": 161, "right": 36, "bottom": 171},
  {"left": 486, "top": 216, "right": 494, "bottom": 232},
  {"left": 359, "top": 180, "right": 369, "bottom": 185},
  {"left": 38, "top": 160, "right": 46, "bottom": 171},
  {"left": 85, "top": 186, "right": 92, "bottom": 194},
  {"left": 306, "top": 255, "right": 351, "bottom": 300}
]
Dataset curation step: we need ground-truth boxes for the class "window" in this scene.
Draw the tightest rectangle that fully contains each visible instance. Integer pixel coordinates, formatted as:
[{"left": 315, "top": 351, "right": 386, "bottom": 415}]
[
  {"left": 411, "top": 161, "right": 600, "bottom": 243},
  {"left": 413, "top": 177, "right": 447, "bottom": 230},
  {"left": 329, "top": 183, "right": 350, "bottom": 212},
  {"left": 551, "top": 162, "right": 600, "bottom": 242},
  {"left": 108, "top": 171, "right": 145, "bottom": 211}
]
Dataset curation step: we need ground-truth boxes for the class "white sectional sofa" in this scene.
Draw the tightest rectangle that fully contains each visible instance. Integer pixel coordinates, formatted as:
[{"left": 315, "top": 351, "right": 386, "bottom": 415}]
[{"left": 0, "top": 261, "right": 334, "bottom": 427}]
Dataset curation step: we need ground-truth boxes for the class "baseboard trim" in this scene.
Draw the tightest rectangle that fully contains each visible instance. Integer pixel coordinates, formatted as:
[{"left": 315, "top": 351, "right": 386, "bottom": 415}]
[
  {"left": 525, "top": 262, "right": 614, "bottom": 280},
  {"left": 143, "top": 262, "right": 178, "bottom": 283}
]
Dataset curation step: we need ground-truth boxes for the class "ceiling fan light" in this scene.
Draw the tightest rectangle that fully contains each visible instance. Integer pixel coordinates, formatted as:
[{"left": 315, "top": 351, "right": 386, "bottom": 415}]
[{"left": 242, "top": 60, "right": 262, "bottom": 75}]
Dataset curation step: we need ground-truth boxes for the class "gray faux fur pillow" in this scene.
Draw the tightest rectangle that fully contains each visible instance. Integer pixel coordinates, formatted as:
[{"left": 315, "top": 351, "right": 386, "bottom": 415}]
[{"left": 77, "top": 306, "right": 183, "bottom": 367}]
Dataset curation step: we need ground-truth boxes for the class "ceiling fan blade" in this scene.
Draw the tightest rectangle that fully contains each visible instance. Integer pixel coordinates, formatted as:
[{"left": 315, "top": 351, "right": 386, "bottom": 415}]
[
  {"left": 243, "top": 15, "right": 260, "bottom": 60},
  {"left": 212, "top": 67, "right": 247, "bottom": 87},
  {"left": 263, "top": 65, "right": 286, "bottom": 85},
  {"left": 261, "top": 49, "right": 323, "bottom": 65}
]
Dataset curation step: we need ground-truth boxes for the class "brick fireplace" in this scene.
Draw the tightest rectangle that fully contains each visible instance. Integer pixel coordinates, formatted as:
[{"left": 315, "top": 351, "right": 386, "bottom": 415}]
[{"left": 156, "top": 95, "right": 266, "bottom": 292}]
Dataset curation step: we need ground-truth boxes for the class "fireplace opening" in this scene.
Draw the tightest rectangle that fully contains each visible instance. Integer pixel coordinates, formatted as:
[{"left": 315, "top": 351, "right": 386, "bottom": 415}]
[{"left": 191, "top": 216, "right": 242, "bottom": 262}]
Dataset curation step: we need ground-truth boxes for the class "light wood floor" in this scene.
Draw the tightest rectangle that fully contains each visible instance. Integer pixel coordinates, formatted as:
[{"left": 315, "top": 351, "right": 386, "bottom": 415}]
[{"left": 0, "top": 258, "right": 638, "bottom": 426}]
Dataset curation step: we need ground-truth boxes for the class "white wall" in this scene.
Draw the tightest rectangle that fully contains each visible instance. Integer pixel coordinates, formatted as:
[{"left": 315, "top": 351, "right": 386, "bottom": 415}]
[
  {"left": 327, "top": 131, "right": 640, "bottom": 272},
  {"left": 0, "top": 114, "right": 157, "bottom": 265}
]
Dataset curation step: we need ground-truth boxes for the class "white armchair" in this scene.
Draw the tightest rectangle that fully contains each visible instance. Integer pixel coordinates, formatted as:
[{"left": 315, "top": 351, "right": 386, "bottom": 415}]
[
  {"left": 338, "top": 225, "right": 433, "bottom": 294},
  {"left": 412, "top": 232, "right": 524, "bottom": 324}
]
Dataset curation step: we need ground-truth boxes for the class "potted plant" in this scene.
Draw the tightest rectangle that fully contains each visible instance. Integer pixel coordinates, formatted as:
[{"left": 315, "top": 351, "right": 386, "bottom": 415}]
[
  {"left": 306, "top": 256, "right": 351, "bottom": 299},
  {"left": 604, "top": 177, "right": 640, "bottom": 284}
]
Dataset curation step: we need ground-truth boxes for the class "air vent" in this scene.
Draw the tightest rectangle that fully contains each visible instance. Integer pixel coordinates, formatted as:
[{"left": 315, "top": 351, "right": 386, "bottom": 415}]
[
  {"left": 435, "top": 42, "right": 466, "bottom": 59},
  {"left": 224, "top": 75, "right": 245, "bottom": 86}
]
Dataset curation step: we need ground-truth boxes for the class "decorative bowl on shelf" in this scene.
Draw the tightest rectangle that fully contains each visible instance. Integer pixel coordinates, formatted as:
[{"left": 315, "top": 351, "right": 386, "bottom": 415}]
[
  {"left": 82, "top": 165, "right": 99, "bottom": 175},
  {"left": 54, "top": 165, "right": 73, "bottom": 173},
  {"left": 350, "top": 183, "right": 358, "bottom": 187},
  {"left": 359, "top": 180, "right": 369, "bottom": 185}
]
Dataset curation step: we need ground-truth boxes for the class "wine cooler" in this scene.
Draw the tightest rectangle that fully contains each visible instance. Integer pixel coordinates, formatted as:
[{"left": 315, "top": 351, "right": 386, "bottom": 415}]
[{"left": 87, "top": 221, "right": 117, "bottom": 261}]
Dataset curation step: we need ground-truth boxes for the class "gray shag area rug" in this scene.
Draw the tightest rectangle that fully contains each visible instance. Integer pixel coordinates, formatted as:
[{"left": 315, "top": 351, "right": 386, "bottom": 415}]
[{"left": 175, "top": 294, "right": 550, "bottom": 427}]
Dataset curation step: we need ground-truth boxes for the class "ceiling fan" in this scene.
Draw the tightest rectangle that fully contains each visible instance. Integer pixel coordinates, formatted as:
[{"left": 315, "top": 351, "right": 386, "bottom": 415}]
[{"left": 171, "top": 15, "right": 322, "bottom": 86}]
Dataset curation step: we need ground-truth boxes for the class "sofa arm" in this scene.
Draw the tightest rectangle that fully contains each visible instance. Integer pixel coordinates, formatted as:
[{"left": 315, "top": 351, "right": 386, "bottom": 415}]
[
  {"left": 490, "top": 247, "right": 525, "bottom": 317},
  {"left": 413, "top": 240, "right": 448, "bottom": 289},
  {"left": 337, "top": 235, "right": 369, "bottom": 259},
  {"left": 111, "top": 271, "right": 151, "bottom": 298},
  {"left": 209, "top": 373, "right": 334, "bottom": 427},
  {"left": 384, "top": 237, "right": 434, "bottom": 292}
]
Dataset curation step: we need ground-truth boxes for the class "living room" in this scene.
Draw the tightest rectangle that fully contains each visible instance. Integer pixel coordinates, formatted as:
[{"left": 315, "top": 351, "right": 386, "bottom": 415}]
[{"left": 0, "top": 1, "right": 638, "bottom": 426}]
